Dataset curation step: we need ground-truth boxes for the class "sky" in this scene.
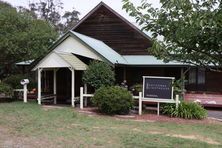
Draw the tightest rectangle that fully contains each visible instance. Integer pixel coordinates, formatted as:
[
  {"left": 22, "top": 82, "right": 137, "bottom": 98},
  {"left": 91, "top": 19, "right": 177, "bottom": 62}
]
[{"left": 3, "top": 0, "right": 160, "bottom": 22}]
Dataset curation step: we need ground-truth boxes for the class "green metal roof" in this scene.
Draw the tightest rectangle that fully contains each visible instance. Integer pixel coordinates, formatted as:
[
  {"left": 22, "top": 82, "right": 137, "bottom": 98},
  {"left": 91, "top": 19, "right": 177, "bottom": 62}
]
[
  {"left": 16, "top": 60, "right": 34, "bottom": 66},
  {"left": 71, "top": 31, "right": 127, "bottom": 65},
  {"left": 123, "top": 55, "right": 188, "bottom": 66},
  {"left": 33, "top": 30, "right": 189, "bottom": 70}
]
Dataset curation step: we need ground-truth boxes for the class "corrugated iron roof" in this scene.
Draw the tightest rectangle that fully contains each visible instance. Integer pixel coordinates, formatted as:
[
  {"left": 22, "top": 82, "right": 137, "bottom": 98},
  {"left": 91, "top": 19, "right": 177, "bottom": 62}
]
[
  {"left": 123, "top": 55, "right": 188, "bottom": 66},
  {"left": 57, "top": 52, "right": 88, "bottom": 70},
  {"left": 16, "top": 60, "right": 34, "bottom": 66},
  {"left": 71, "top": 31, "right": 127, "bottom": 65}
]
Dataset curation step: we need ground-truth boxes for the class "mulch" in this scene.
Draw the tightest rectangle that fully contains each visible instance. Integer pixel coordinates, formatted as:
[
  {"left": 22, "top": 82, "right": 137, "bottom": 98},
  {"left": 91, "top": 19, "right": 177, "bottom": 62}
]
[{"left": 75, "top": 107, "right": 221, "bottom": 124}]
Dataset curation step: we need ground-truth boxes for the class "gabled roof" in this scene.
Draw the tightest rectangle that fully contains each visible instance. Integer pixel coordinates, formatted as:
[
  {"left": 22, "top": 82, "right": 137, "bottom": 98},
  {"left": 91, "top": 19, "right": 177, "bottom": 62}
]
[
  {"left": 72, "top": 1, "right": 152, "bottom": 41},
  {"left": 32, "top": 30, "right": 127, "bottom": 71}
]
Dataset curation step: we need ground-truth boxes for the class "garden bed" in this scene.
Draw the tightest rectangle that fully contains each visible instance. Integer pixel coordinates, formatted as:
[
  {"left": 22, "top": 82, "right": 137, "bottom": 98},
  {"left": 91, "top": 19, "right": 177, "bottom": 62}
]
[{"left": 75, "top": 107, "right": 216, "bottom": 124}]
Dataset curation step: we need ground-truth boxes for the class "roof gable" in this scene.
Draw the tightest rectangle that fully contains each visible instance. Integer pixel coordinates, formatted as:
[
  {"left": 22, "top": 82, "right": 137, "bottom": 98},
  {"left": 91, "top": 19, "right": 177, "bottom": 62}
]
[
  {"left": 32, "top": 52, "right": 71, "bottom": 70},
  {"left": 54, "top": 34, "right": 102, "bottom": 61},
  {"left": 72, "top": 2, "right": 151, "bottom": 40},
  {"left": 73, "top": 2, "right": 152, "bottom": 55},
  {"left": 32, "top": 52, "right": 87, "bottom": 71}
]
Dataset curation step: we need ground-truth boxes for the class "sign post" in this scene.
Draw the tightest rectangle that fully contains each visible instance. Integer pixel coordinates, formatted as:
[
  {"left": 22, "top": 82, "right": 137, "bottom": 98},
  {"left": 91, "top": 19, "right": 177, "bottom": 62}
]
[{"left": 140, "top": 76, "right": 176, "bottom": 115}]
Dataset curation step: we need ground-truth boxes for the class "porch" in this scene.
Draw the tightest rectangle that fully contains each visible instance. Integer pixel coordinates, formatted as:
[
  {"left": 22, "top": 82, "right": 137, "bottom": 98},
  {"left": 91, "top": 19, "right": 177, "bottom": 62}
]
[{"left": 32, "top": 51, "right": 87, "bottom": 107}]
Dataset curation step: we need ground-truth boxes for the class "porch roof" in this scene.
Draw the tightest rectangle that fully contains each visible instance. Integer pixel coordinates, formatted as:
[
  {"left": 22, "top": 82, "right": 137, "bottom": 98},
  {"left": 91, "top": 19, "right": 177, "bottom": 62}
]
[
  {"left": 58, "top": 52, "right": 88, "bottom": 70},
  {"left": 32, "top": 52, "right": 87, "bottom": 71}
]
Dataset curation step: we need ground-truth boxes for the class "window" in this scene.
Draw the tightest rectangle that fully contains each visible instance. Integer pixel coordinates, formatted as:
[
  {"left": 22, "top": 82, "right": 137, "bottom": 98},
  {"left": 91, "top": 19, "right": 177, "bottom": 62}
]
[
  {"left": 197, "top": 68, "right": 205, "bottom": 84},
  {"left": 189, "top": 68, "right": 205, "bottom": 85},
  {"left": 189, "top": 68, "right": 196, "bottom": 84}
]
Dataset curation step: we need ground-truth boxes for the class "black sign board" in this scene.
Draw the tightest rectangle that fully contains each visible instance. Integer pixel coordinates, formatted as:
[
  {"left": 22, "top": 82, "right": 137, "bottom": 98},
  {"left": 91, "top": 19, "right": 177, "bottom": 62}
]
[{"left": 143, "top": 76, "right": 174, "bottom": 100}]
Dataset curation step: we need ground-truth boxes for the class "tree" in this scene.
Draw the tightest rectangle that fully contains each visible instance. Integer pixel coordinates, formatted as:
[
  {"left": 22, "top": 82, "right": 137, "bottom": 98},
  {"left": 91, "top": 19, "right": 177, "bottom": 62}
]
[
  {"left": 82, "top": 61, "right": 115, "bottom": 89},
  {"left": 28, "top": 0, "right": 80, "bottom": 33},
  {"left": 122, "top": 0, "right": 222, "bottom": 69},
  {"left": 0, "top": 1, "right": 58, "bottom": 77},
  {"left": 62, "top": 9, "right": 80, "bottom": 32}
]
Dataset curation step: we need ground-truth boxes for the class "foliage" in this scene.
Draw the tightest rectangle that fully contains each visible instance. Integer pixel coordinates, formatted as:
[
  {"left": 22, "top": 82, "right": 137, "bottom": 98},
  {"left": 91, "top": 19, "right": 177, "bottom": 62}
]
[
  {"left": 82, "top": 61, "right": 115, "bottom": 89},
  {"left": 173, "top": 78, "right": 186, "bottom": 96},
  {"left": 28, "top": 0, "right": 80, "bottom": 33},
  {"left": 162, "top": 101, "right": 207, "bottom": 119},
  {"left": 62, "top": 9, "right": 80, "bottom": 32},
  {"left": 122, "top": 0, "right": 222, "bottom": 69},
  {"left": 3, "top": 74, "right": 36, "bottom": 89},
  {"left": 130, "top": 84, "right": 142, "bottom": 95},
  {"left": 92, "top": 86, "right": 133, "bottom": 115},
  {"left": 0, "top": 1, "right": 58, "bottom": 76},
  {"left": 0, "top": 82, "right": 13, "bottom": 96}
]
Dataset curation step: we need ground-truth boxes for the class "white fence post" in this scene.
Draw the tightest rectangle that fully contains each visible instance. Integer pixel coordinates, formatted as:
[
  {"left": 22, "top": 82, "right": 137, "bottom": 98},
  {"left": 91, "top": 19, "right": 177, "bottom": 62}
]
[
  {"left": 157, "top": 102, "right": 160, "bottom": 116},
  {"left": 139, "top": 92, "right": 142, "bottom": 115},
  {"left": 23, "top": 84, "right": 27, "bottom": 103},
  {"left": 80, "top": 87, "right": 84, "bottom": 109}
]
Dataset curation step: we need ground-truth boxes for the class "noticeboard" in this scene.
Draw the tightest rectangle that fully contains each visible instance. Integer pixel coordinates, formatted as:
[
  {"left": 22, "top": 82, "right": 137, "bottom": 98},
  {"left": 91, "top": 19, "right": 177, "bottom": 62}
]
[{"left": 143, "top": 76, "right": 174, "bottom": 100}]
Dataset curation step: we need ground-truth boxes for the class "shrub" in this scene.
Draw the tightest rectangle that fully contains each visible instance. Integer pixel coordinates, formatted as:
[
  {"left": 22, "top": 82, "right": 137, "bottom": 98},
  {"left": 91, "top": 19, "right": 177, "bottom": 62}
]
[
  {"left": 92, "top": 86, "right": 133, "bottom": 115},
  {"left": 3, "top": 74, "right": 36, "bottom": 89},
  {"left": 162, "top": 101, "right": 207, "bottom": 119},
  {"left": 82, "top": 61, "right": 115, "bottom": 89},
  {"left": 130, "top": 84, "right": 142, "bottom": 95},
  {"left": 0, "top": 82, "right": 13, "bottom": 96}
]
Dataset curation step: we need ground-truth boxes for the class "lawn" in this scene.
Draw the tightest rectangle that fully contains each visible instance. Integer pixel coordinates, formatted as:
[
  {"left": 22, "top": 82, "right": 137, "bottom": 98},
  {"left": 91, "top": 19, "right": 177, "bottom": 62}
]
[{"left": 0, "top": 101, "right": 221, "bottom": 148}]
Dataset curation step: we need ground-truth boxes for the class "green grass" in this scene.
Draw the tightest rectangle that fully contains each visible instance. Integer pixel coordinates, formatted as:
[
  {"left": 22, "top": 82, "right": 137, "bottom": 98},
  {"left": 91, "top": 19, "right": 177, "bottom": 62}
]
[{"left": 0, "top": 101, "right": 222, "bottom": 147}]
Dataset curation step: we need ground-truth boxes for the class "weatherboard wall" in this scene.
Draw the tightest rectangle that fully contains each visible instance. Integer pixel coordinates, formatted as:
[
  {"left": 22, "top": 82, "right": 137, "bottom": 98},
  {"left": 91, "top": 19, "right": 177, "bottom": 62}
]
[{"left": 74, "top": 5, "right": 152, "bottom": 55}]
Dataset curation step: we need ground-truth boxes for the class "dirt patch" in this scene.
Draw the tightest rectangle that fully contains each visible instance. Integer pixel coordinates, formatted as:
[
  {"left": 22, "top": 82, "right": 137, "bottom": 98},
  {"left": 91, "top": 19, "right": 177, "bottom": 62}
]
[
  {"left": 166, "top": 134, "right": 220, "bottom": 145},
  {"left": 132, "top": 128, "right": 220, "bottom": 145},
  {"left": 131, "top": 127, "right": 220, "bottom": 145},
  {"left": 0, "top": 125, "right": 56, "bottom": 148},
  {"left": 42, "top": 105, "right": 67, "bottom": 111}
]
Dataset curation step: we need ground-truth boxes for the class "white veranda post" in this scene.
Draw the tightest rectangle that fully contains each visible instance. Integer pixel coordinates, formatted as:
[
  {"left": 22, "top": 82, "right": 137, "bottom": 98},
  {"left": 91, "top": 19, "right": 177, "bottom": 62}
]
[
  {"left": 53, "top": 69, "right": 57, "bottom": 104},
  {"left": 37, "top": 68, "right": 42, "bottom": 105},
  {"left": 69, "top": 67, "right": 75, "bottom": 107},
  {"left": 84, "top": 83, "right": 87, "bottom": 106}
]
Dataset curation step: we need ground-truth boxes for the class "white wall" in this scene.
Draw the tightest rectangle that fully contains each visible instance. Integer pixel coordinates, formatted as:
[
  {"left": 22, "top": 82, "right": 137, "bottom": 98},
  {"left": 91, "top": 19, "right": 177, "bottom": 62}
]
[{"left": 54, "top": 36, "right": 102, "bottom": 61}]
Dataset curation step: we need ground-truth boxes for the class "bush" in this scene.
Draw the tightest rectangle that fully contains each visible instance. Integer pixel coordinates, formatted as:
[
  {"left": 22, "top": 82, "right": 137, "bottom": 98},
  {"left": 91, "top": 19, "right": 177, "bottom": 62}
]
[
  {"left": 82, "top": 61, "right": 115, "bottom": 89},
  {"left": 130, "top": 84, "right": 142, "bottom": 95},
  {"left": 0, "top": 82, "right": 13, "bottom": 96},
  {"left": 3, "top": 74, "right": 36, "bottom": 89},
  {"left": 162, "top": 101, "right": 207, "bottom": 119},
  {"left": 92, "top": 86, "right": 133, "bottom": 115}
]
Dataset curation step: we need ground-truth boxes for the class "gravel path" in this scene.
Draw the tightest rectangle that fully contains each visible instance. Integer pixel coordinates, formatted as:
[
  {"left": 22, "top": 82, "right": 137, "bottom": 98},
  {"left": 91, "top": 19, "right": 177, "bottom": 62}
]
[{"left": 208, "top": 110, "right": 222, "bottom": 120}]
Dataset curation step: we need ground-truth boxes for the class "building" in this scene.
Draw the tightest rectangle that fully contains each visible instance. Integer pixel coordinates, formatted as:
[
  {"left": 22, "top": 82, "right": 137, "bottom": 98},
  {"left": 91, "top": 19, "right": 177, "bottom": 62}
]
[{"left": 32, "top": 2, "right": 222, "bottom": 107}]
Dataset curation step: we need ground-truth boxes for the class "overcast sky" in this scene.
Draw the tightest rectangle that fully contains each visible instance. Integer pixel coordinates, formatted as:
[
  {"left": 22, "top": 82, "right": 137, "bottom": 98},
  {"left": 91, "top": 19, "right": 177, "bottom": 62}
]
[{"left": 4, "top": 0, "right": 160, "bottom": 22}]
